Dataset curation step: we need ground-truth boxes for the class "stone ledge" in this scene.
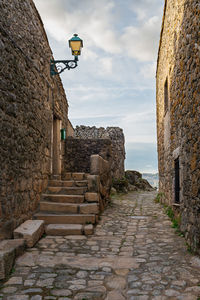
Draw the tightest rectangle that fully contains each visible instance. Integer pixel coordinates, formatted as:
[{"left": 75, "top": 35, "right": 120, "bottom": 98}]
[
  {"left": 0, "top": 239, "right": 25, "bottom": 280},
  {"left": 14, "top": 220, "right": 44, "bottom": 248}
]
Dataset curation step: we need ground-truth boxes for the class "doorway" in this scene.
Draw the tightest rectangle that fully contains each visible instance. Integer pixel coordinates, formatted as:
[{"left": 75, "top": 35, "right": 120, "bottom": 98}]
[{"left": 174, "top": 158, "right": 180, "bottom": 203}]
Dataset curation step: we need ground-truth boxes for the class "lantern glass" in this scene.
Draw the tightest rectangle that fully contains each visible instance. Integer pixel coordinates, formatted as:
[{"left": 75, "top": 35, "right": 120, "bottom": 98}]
[{"left": 69, "top": 34, "right": 83, "bottom": 56}]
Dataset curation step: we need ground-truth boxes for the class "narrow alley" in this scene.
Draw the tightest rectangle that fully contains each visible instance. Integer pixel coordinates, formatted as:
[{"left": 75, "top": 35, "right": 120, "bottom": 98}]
[{"left": 1, "top": 191, "right": 200, "bottom": 300}]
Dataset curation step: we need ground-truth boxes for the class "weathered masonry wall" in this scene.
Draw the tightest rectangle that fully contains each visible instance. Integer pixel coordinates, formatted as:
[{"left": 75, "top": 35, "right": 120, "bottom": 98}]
[
  {"left": 0, "top": 0, "right": 69, "bottom": 238},
  {"left": 156, "top": 0, "right": 200, "bottom": 253},
  {"left": 67, "top": 120, "right": 75, "bottom": 137},
  {"left": 75, "top": 126, "right": 125, "bottom": 179},
  {"left": 63, "top": 138, "right": 112, "bottom": 174}
]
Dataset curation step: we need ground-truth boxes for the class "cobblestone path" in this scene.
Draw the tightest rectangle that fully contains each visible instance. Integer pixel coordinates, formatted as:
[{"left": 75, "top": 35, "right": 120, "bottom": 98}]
[{"left": 1, "top": 191, "right": 200, "bottom": 300}]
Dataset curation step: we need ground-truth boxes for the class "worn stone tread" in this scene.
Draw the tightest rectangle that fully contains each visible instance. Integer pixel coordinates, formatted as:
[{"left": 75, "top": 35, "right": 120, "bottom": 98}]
[
  {"left": 49, "top": 180, "right": 88, "bottom": 187},
  {"left": 42, "top": 194, "right": 85, "bottom": 203},
  {"left": 46, "top": 186, "right": 87, "bottom": 195},
  {"left": 40, "top": 201, "right": 78, "bottom": 213},
  {"left": 34, "top": 213, "right": 96, "bottom": 224},
  {"left": 45, "top": 224, "right": 83, "bottom": 235}
]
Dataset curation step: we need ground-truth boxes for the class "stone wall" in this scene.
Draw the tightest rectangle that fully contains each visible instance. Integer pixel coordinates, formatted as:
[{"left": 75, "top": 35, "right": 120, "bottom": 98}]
[
  {"left": 156, "top": 0, "right": 200, "bottom": 253},
  {"left": 75, "top": 126, "right": 125, "bottom": 179},
  {"left": 63, "top": 138, "right": 112, "bottom": 174},
  {"left": 0, "top": 0, "right": 69, "bottom": 238},
  {"left": 67, "top": 120, "right": 75, "bottom": 137}
]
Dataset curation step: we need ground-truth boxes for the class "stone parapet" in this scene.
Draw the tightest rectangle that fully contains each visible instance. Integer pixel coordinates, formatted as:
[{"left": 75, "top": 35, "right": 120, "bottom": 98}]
[
  {"left": 63, "top": 137, "right": 112, "bottom": 174},
  {"left": 75, "top": 126, "right": 125, "bottom": 179}
]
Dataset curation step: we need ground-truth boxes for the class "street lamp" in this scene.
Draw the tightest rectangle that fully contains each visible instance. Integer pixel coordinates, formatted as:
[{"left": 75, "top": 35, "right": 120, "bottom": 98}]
[{"left": 50, "top": 34, "right": 83, "bottom": 76}]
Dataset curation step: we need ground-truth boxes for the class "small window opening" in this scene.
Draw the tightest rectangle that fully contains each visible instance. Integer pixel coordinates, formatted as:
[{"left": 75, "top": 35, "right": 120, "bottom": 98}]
[
  {"left": 174, "top": 158, "right": 180, "bottom": 203},
  {"left": 164, "top": 78, "right": 168, "bottom": 113}
]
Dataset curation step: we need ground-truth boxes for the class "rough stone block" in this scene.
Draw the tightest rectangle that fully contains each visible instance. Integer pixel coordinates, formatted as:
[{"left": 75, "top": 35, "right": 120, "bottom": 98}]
[
  {"left": 72, "top": 173, "right": 85, "bottom": 180},
  {"left": 0, "top": 239, "right": 25, "bottom": 280},
  {"left": 0, "top": 248, "right": 15, "bottom": 280},
  {"left": 0, "top": 219, "right": 15, "bottom": 240},
  {"left": 80, "top": 203, "right": 99, "bottom": 214},
  {"left": 90, "top": 155, "right": 100, "bottom": 175},
  {"left": 14, "top": 220, "right": 44, "bottom": 247},
  {"left": 85, "top": 192, "right": 99, "bottom": 202},
  {"left": 84, "top": 224, "right": 94, "bottom": 235},
  {"left": 0, "top": 239, "right": 25, "bottom": 257},
  {"left": 87, "top": 175, "right": 100, "bottom": 192}
]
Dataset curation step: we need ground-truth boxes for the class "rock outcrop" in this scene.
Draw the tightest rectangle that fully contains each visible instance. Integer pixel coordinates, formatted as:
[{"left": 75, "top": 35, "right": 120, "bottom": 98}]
[
  {"left": 125, "top": 170, "right": 154, "bottom": 191},
  {"left": 112, "top": 170, "right": 154, "bottom": 193}
]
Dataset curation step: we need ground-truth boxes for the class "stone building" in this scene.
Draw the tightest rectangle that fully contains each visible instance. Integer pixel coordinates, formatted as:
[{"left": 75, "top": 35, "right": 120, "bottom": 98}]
[
  {"left": 156, "top": 0, "right": 200, "bottom": 253},
  {"left": 0, "top": 0, "right": 72, "bottom": 238},
  {"left": 0, "top": 0, "right": 125, "bottom": 240}
]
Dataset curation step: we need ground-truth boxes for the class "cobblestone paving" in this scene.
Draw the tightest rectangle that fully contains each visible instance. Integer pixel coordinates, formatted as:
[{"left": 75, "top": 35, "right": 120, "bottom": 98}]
[{"left": 1, "top": 191, "right": 200, "bottom": 300}]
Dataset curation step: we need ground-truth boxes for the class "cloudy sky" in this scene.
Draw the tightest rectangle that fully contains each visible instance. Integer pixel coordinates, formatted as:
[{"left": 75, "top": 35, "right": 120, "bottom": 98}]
[{"left": 34, "top": 0, "right": 164, "bottom": 174}]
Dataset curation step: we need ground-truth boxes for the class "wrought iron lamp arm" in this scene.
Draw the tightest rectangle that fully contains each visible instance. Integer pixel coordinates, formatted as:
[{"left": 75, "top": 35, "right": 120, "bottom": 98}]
[{"left": 50, "top": 56, "right": 78, "bottom": 76}]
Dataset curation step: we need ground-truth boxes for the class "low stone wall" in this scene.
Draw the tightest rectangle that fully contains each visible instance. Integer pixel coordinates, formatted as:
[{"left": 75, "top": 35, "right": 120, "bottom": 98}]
[
  {"left": 75, "top": 126, "right": 125, "bottom": 179},
  {"left": 63, "top": 137, "right": 112, "bottom": 174}
]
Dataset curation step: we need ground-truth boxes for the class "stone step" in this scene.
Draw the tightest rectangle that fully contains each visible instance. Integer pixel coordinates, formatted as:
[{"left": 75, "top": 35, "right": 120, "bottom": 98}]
[
  {"left": 46, "top": 186, "right": 87, "bottom": 195},
  {"left": 79, "top": 203, "right": 99, "bottom": 214},
  {"left": 45, "top": 224, "right": 94, "bottom": 236},
  {"left": 62, "top": 173, "right": 86, "bottom": 181},
  {"left": 40, "top": 201, "right": 78, "bottom": 213},
  {"left": 49, "top": 180, "right": 88, "bottom": 188},
  {"left": 42, "top": 194, "right": 84, "bottom": 203},
  {"left": 34, "top": 213, "right": 96, "bottom": 224},
  {"left": 40, "top": 202, "right": 99, "bottom": 214},
  {"left": 45, "top": 224, "right": 83, "bottom": 235}
]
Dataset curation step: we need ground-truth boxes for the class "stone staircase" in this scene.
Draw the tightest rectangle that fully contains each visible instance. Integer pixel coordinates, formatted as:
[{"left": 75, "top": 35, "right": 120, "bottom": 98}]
[{"left": 34, "top": 173, "right": 99, "bottom": 236}]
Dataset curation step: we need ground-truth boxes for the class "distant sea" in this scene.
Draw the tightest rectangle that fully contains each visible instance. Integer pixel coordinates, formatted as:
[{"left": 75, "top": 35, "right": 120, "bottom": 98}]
[{"left": 142, "top": 173, "right": 159, "bottom": 189}]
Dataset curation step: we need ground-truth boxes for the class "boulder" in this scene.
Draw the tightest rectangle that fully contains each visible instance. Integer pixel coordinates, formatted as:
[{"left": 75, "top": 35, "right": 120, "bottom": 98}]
[{"left": 125, "top": 170, "right": 154, "bottom": 191}]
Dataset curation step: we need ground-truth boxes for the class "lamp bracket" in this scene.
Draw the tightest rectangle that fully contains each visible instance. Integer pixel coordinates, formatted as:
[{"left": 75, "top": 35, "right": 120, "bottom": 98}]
[{"left": 50, "top": 56, "right": 78, "bottom": 76}]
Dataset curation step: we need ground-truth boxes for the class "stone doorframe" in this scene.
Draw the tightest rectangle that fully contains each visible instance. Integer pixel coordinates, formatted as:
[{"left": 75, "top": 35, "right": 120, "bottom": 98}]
[
  {"left": 52, "top": 115, "right": 62, "bottom": 176},
  {"left": 172, "top": 147, "right": 183, "bottom": 206}
]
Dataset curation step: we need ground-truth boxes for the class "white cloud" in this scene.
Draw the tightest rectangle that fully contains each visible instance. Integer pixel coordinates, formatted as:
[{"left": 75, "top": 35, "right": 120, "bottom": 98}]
[
  {"left": 121, "top": 16, "right": 161, "bottom": 61},
  {"left": 34, "top": 0, "right": 163, "bottom": 63},
  {"left": 34, "top": 0, "right": 121, "bottom": 54},
  {"left": 99, "top": 57, "right": 113, "bottom": 74},
  {"left": 130, "top": 0, "right": 163, "bottom": 21},
  {"left": 82, "top": 48, "right": 98, "bottom": 61},
  {"left": 140, "top": 62, "right": 157, "bottom": 79},
  {"left": 120, "top": 111, "right": 156, "bottom": 144}
]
